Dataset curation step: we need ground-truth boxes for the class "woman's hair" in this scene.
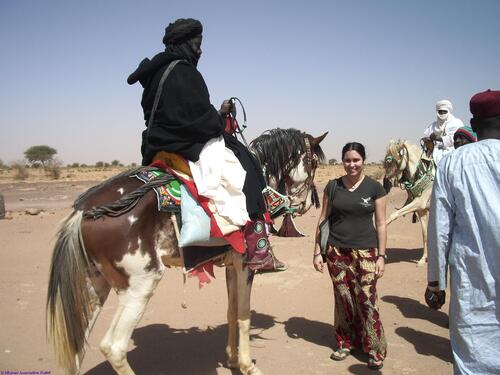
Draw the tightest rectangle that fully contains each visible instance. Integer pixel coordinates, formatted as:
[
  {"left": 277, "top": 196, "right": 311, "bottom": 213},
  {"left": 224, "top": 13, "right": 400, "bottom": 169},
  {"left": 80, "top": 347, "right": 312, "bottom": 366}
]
[{"left": 342, "top": 142, "right": 366, "bottom": 161}]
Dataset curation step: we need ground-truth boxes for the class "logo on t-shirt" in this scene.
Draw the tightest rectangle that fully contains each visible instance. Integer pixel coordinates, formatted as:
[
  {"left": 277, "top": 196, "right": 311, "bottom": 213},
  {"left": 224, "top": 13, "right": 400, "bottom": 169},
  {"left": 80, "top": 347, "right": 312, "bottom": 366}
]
[{"left": 360, "top": 197, "right": 373, "bottom": 207}]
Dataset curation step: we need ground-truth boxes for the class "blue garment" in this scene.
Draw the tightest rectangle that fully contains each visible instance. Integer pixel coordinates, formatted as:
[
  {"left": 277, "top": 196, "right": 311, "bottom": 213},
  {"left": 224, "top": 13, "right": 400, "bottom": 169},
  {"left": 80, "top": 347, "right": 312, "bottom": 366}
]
[{"left": 427, "top": 139, "right": 500, "bottom": 375}]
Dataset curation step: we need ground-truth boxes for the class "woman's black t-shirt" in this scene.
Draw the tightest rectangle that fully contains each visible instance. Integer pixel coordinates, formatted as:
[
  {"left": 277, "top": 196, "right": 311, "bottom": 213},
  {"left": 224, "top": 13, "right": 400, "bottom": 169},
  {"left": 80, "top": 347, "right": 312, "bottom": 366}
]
[{"left": 324, "top": 176, "right": 386, "bottom": 249}]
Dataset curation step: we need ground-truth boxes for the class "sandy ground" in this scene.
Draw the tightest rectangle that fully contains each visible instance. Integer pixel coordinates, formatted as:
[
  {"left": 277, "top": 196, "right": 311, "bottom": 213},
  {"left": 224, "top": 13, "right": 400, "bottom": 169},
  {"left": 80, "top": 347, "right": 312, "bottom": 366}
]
[{"left": 0, "top": 166, "right": 453, "bottom": 375}]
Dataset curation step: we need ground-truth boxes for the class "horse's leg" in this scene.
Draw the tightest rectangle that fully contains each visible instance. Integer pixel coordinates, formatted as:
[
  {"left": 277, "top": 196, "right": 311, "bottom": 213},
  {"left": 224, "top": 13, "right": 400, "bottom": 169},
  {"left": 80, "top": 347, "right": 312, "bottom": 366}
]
[
  {"left": 386, "top": 198, "right": 424, "bottom": 225},
  {"left": 232, "top": 252, "right": 262, "bottom": 375},
  {"left": 225, "top": 262, "right": 239, "bottom": 369},
  {"left": 100, "top": 269, "right": 164, "bottom": 375},
  {"left": 416, "top": 210, "right": 429, "bottom": 266}
]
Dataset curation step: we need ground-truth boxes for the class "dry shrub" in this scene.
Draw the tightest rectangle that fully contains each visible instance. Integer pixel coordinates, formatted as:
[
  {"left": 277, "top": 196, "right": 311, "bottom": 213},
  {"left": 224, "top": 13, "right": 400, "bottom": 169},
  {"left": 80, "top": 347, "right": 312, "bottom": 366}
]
[
  {"left": 45, "top": 159, "right": 63, "bottom": 180},
  {"left": 11, "top": 162, "right": 29, "bottom": 180}
]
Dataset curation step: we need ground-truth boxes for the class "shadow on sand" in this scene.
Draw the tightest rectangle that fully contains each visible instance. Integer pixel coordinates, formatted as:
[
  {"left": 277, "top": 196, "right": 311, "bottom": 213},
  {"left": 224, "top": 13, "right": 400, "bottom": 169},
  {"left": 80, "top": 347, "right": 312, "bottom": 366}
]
[
  {"left": 84, "top": 310, "right": 278, "bottom": 375},
  {"left": 283, "top": 316, "right": 335, "bottom": 349},
  {"left": 386, "top": 247, "right": 423, "bottom": 265},
  {"left": 382, "top": 295, "right": 449, "bottom": 328},
  {"left": 395, "top": 326, "right": 452, "bottom": 363}
]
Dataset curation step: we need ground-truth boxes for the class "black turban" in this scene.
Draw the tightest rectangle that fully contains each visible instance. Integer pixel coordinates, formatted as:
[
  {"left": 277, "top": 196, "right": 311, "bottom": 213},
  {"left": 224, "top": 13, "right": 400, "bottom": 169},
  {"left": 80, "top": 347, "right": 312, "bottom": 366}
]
[{"left": 162, "top": 18, "right": 203, "bottom": 46}]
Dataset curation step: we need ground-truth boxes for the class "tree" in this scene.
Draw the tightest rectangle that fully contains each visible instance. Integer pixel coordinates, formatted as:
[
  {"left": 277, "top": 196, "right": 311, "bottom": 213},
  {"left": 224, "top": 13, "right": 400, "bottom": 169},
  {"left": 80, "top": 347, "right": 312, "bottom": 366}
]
[
  {"left": 111, "top": 160, "right": 120, "bottom": 167},
  {"left": 24, "top": 145, "right": 57, "bottom": 167},
  {"left": 328, "top": 158, "right": 338, "bottom": 165}
]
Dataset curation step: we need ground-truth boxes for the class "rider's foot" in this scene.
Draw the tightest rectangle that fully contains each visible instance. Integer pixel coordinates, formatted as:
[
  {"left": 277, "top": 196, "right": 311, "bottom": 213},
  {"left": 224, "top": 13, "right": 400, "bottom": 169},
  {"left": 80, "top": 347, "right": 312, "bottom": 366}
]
[
  {"left": 250, "top": 248, "right": 287, "bottom": 273},
  {"left": 244, "top": 220, "right": 287, "bottom": 273}
]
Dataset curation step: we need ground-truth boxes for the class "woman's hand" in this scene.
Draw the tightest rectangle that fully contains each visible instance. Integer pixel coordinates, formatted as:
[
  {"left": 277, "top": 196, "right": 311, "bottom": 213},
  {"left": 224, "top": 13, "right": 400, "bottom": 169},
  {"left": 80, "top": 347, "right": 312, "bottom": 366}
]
[
  {"left": 313, "top": 253, "right": 324, "bottom": 273},
  {"left": 375, "top": 257, "right": 385, "bottom": 278}
]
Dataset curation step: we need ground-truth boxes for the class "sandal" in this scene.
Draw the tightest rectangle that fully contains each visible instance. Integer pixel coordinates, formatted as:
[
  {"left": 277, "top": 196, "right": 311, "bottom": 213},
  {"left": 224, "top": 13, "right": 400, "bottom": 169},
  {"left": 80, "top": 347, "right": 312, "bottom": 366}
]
[
  {"left": 330, "top": 348, "right": 351, "bottom": 361},
  {"left": 368, "top": 358, "right": 383, "bottom": 370}
]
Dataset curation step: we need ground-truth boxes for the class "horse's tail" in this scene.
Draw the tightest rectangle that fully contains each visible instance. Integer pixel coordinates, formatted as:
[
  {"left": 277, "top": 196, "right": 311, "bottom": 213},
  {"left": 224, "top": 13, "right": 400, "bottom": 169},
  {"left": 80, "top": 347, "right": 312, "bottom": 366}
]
[{"left": 46, "top": 210, "right": 94, "bottom": 373}]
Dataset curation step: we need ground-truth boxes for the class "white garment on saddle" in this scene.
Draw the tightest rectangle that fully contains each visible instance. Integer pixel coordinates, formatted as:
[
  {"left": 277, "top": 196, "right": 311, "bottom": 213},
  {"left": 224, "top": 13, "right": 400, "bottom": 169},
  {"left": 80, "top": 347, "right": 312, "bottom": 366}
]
[
  {"left": 189, "top": 136, "right": 249, "bottom": 227},
  {"left": 423, "top": 113, "right": 463, "bottom": 164}
]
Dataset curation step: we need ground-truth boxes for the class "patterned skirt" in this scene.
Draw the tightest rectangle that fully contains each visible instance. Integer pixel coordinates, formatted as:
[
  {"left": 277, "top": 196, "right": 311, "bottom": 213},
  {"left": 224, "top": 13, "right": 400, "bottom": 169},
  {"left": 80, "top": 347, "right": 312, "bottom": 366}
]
[{"left": 326, "top": 247, "right": 387, "bottom": 361}]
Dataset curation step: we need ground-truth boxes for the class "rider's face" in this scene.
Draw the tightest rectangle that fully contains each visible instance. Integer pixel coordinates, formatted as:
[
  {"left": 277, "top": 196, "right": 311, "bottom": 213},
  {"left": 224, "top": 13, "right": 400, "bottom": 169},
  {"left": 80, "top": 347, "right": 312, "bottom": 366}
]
[
  {"left": 190, "top": 35, "right": 203, "bottom": 59},
  {"left": 342, "top": 150, "right": 364, "bottom": 177}
]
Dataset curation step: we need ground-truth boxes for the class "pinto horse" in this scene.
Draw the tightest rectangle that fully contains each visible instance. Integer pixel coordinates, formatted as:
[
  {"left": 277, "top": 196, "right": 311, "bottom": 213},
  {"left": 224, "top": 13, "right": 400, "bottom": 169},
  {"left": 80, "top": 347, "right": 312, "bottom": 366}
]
[
  {"left": 46, "top": 129, "right": 327, "bottom": 375},
  {"left": 383, "top": 139, "right": 435, "bottom": 266}
]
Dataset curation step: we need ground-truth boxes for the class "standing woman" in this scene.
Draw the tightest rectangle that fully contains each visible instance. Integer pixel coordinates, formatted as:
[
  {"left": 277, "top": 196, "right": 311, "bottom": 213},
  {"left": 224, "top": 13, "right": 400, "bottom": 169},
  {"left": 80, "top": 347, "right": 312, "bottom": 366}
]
[{"left": 313, "top": 142, "right": 387, "bottom": 370}]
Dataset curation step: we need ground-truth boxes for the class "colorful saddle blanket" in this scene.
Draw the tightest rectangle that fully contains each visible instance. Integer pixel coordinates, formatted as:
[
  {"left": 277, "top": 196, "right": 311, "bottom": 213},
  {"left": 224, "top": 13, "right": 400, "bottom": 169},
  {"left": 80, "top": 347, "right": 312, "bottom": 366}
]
[{"left": 134, "top": 168, "right": 181, "bottom": 212}]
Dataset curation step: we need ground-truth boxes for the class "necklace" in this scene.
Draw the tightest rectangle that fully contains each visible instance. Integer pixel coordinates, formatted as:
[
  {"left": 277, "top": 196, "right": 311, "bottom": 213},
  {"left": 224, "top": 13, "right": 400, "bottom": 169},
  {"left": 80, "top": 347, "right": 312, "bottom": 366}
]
[{"left": 343, "top": 175, "right": 364, "bottom": 191}]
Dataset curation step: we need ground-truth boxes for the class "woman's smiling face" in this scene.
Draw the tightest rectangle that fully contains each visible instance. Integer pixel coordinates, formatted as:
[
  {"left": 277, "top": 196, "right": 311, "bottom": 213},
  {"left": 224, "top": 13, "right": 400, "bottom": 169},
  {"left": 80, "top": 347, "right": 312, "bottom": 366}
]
[{"left": 342, "top": 150, "right": 364, "bottom": 177}]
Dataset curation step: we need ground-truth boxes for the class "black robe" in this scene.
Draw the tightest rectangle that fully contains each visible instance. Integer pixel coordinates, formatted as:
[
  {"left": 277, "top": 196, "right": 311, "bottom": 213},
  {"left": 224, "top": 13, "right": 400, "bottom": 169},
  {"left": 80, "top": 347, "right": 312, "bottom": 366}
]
[{"left": 128, "top": 52, "right": 267, "bottom": 218}]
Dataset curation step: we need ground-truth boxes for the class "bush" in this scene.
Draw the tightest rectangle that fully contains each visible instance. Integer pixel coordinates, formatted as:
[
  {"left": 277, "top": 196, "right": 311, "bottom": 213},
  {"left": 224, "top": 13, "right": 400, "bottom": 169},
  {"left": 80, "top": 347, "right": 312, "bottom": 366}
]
[
  {"left": 111, "top": 160, "right": 120, "bottom": 167},
  {"left": 95, "top": 161, "right": 104, "bottom": 168},
  {"left": 11, "top": 161, "right": 29, "bottom": 180},
  {"left": 45, "top": 158, "right": 63, "bottom": 179},
  {"left": 70, "top": 162, "right": 80, "bottom": 168},
  {"left": 130, "top": 162, "right": 137, "bottom": 167}
]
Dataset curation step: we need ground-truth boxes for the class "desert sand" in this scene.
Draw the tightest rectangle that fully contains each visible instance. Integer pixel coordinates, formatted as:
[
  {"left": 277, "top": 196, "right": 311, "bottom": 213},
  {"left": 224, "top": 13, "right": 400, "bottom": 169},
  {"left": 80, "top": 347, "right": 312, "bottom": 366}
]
[{"left": 0, "top": 166, "right": 452, "bottom": 375}]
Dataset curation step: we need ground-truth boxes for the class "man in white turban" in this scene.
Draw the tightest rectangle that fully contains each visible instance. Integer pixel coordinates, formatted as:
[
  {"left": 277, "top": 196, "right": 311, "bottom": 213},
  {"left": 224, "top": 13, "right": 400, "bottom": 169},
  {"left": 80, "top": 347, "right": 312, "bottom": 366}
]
[{"left": 422, "top": 100, "right": 463, "bottom": 164}]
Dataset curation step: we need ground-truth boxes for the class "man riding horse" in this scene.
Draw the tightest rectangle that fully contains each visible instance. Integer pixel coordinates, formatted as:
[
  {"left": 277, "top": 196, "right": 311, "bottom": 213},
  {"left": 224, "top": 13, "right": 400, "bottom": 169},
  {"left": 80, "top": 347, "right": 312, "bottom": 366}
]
[
  {"left": 422, "top": 99, "right": 463, "bottom": 165},
  {"left": 127, "top": 18, "right": 285, "bottom": 272}
]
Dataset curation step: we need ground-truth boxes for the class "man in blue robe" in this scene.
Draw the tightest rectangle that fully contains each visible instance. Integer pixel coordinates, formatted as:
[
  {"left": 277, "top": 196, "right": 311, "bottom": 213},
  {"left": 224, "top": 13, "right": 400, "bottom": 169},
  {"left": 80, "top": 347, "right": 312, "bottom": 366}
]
[{"left": 425, "top": 89, "right": 500, "bottom": 374}]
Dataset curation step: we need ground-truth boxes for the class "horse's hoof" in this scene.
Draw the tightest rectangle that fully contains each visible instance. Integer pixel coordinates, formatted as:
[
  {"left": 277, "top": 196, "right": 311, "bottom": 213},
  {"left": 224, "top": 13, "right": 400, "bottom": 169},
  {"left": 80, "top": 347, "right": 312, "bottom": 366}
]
[
  {"left": 226, "top": 358, "right": 239, "bottom": 369},
  {"left": 416, "top": 259, "right": 427, "bottom": 267},
  {"left": 243, "top": 364, "right": 262, "bottom": 375}
]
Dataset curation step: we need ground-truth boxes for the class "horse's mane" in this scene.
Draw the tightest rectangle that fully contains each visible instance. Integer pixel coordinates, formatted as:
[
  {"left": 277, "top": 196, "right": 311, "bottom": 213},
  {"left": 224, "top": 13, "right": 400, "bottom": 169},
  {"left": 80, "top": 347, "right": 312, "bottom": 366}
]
[
  {"left": 250, "top": 128, "right": 325, "bottom": 180},
  {"left": 385, "top": 139, "right": 422, "bottom": 161}
]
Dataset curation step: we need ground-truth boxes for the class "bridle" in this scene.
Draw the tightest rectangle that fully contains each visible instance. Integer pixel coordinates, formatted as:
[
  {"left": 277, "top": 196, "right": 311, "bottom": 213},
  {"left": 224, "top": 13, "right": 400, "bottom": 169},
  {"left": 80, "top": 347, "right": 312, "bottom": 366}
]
[
  {"left": 284, "top": 136, "right": 320, "bottom": 212},
  {"left": 384, "top": 143, "right": 409, "bottom": 185},
  {"left": 384, "top": 142, "right": 434, "bottom": 199}
]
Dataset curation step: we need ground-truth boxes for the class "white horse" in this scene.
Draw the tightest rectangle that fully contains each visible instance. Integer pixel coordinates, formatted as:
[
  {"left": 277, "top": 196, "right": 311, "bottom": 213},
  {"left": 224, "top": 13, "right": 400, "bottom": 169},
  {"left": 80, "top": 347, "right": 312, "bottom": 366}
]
[
  {"left": 383, "top": 139, "right": 435, "bottom": 266},
  {"left": 46, "top": 130, "right": 327, "bottom": 375}
]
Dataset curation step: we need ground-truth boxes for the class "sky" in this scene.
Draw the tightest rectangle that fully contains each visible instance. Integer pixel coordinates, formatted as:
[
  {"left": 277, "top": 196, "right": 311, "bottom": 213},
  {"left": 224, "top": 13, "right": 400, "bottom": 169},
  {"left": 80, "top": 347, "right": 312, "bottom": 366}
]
[{"left": 1, "top": 0, "right": 499, "bottom": 166}]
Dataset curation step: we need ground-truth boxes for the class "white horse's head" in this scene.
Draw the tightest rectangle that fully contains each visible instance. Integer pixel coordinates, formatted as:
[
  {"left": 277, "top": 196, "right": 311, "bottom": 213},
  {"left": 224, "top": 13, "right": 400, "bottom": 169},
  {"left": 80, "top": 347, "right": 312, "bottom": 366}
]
[
  {"left": 253, "top": 129, "right": 328, "bottom": 216},
  {"left": 383, "top": 139, "right": 425, "bottom": 193}
]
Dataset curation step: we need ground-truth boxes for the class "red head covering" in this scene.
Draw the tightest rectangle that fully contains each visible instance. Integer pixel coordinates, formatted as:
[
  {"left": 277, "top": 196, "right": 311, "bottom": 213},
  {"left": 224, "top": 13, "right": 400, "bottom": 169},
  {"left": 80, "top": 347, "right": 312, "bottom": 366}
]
[{"left": 470, "top": 89, "right": 500, "bottom": 129}]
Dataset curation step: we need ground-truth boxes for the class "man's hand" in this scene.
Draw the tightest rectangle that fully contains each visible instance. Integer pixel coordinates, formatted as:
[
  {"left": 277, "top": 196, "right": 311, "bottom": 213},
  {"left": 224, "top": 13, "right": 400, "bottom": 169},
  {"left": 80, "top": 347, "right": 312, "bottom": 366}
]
[
  {"left": 425, "top": 286, "right": 446, "bottom": 310},
  {"left": 219, "top": 99, "right": 232, "bottom": 117},
  {"left": 430, "top": 133, "right": 442, "bottom": 142}
]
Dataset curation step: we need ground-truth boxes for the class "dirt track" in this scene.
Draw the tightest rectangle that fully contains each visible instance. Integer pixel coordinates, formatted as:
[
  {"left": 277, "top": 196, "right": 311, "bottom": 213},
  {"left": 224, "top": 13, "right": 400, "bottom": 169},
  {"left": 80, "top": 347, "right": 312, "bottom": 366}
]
[{"left": 0, "top": 171, "right": 453, "bottom": 375}]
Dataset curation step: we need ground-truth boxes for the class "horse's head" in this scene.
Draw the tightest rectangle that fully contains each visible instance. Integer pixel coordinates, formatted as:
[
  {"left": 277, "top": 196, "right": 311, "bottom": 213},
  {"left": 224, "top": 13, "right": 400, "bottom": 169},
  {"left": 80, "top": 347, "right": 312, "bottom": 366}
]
[
  {"left": 285, "top": 132, "right": 328, "bottom": 214},
  {"left": 252, "top": 129, "right": 327, "bottom": 215},
  {"left": 383, "top": 139, "right": 409, "bottom": 192}
]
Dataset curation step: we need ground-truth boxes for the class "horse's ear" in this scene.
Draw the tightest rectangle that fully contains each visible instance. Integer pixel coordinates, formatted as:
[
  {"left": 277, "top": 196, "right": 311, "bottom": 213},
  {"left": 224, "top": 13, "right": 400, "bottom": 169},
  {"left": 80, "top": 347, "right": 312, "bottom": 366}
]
[{"left": 312, "top": 132, "right": 328, "bottom": 145}]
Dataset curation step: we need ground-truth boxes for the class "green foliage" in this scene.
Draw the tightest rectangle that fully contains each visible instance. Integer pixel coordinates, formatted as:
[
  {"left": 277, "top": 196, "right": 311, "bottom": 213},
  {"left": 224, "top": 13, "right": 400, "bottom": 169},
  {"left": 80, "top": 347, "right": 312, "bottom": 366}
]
[
  {"left": 70, "top": 162, "right": 80, "bottom": 168},
  {"left": 95, "top": 161, "right": 104, "bottom": 168},
  {"left": 328, "top": 158, "right": 338, "bottom": 165},
  {"left": 24, "top": 145, "right": 57, "bottom": 167},
  {"left": 130, "top": 162, "right": 137, "bottom": 167},
  {"left": 111, "top": 160, "right": 120, "bottom": 167},
  {"left": 0, "top": 159, "right": 4, "bottom": 169}
]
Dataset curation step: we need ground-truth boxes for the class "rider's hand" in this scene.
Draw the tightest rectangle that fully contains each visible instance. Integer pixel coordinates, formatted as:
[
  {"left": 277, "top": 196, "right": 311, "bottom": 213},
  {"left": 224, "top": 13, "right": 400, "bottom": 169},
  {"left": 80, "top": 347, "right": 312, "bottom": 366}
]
[
  {"left": 219, "top": 99, "right": 232, "bottom": 117},
  {"left": 313, "top": 252, "right": 324, "bottom": 273},
  {"left": 430, "top": 133, "right": 442, "bottom": 142}
]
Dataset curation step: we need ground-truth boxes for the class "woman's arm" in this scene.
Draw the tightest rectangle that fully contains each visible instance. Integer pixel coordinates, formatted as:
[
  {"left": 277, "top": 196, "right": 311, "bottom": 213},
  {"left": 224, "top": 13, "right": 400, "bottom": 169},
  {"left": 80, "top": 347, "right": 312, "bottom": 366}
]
[
  {"left": 374, "top": 195, "right": 387, "bottom": 278},
  {"left": 313, "top": 190, "right": 331, "bottom": 272}
]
